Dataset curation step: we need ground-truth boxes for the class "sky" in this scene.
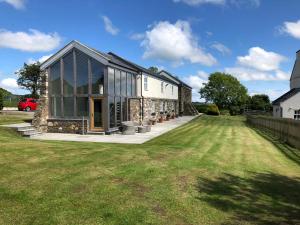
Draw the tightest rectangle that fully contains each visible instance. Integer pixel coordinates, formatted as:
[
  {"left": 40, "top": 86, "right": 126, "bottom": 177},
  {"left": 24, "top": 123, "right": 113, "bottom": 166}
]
[{"left": 0, "top": 0, "right": 300, "bottom": 101}]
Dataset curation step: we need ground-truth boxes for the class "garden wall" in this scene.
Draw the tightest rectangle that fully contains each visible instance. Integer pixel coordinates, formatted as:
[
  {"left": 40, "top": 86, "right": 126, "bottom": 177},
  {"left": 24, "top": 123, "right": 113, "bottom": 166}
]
[{"left": 247, "top": 115, "right": 300, "bottom": 149}]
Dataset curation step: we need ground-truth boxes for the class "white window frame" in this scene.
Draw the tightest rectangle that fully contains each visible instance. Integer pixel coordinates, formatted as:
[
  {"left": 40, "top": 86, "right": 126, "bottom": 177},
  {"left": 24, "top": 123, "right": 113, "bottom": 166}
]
[
  {"left": 294, "top": 109, "right": 300, "bottom": 120},
  {"left": 144, "top": 76, "right": 148, "bottom": 91}
]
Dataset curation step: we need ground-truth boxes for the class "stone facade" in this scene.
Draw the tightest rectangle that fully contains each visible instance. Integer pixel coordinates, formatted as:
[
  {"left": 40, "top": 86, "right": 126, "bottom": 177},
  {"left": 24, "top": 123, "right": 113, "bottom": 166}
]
[
  {"left": 179, "top": 86, "right": 192, "bottom": 114},
  {"left": 129, "top": 98, "right": 141, "bottom": 124},
  {"left": 32, "top": 70, "right": 49, "bottom": 132},
  {"left": 47, "top": 119, "right": 88, "bottom": 134},
  {"left": 142, "top": 98, "right": 178, "bottom": 123}
]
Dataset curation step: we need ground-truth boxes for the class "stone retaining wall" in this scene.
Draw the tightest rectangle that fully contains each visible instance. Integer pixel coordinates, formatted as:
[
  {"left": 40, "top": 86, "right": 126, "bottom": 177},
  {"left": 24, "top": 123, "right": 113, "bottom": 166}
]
[{"left": 46, "top": 119, "right": 88, "bottom": 134}]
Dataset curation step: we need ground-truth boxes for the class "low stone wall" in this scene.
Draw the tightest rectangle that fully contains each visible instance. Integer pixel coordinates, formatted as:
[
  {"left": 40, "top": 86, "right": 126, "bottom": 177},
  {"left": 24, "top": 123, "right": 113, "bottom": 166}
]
[{"left": 47, "top": 119, "right": 88, "bottom": 134}]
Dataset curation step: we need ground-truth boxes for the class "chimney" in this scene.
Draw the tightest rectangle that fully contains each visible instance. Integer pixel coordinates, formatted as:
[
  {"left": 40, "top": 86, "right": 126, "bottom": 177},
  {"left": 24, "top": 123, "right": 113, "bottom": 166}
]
[{"left": 297, "top": 50, "right": 300, "bottom": 59}]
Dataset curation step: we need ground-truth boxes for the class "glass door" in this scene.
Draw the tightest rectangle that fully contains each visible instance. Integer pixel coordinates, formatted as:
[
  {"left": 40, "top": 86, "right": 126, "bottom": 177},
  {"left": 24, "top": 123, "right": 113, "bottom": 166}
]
[{"left": 90, "top": 98, "right": 103, "bottom": 131}]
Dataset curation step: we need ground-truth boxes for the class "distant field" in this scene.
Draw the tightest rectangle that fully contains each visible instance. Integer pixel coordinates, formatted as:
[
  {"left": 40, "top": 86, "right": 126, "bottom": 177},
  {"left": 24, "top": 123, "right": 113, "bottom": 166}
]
[{"left": 0, "top": 115, "right": 299, "bottom": 225}]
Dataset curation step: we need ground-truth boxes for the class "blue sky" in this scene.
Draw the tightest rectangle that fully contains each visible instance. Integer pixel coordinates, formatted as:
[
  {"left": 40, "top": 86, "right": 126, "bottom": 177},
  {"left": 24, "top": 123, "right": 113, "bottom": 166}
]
[{"left": 0, "top": 0, "right": 300, "bottom": 101}]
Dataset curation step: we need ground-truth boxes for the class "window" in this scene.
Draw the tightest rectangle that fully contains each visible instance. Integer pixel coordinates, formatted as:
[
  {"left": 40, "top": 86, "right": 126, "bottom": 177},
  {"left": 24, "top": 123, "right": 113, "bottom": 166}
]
[
  {"left": 63, "top": 52, "right": 74, "bottom": 95},
  {"left": 109, "top": 96, "right": 115, "bottom": 127},
  {"left": 122, "top": 97, "right": 127, "bottom": 121},
  {"left": 77, "top": 97, "right": 88, "bottom": 117},
  {"left": 49, "top": 61, "right": 61, "bottom": 95},
  {"left": 76, "top": 50, "right": 89, "bottom": 94},
  {"left": 294, "top": 110, "right": 300, "bottom": 120},
  {"left": 172, "top": 85, "right": 174, "bottom": 95},
  {"left": 121, "top": 71, "right": 126, "bottom": 96},
  {"left": 91, "top": 58, "right": 104, "bottom": 94},
  {"left": 63, "top": 97, "right": 74, "bottom": 117},
  {"left": 161, "top": 82, "right": 164, "bottom": 93},
  {"left": 108, "top": 68, "right": 115, "bottom": 95},
  {"left": 116, "top": 97, "right": 121, "bottom": 126},
  {"left": 132, "top": 74, "right": 136, "bottom": 96},
  {"left": 144, "top": 76, "right": 148, "bottom": 91},
  {"left": 127, "top": 73, "right": 132, "bottom": 96},
  {"left": 115, "top": 70, "right": 121, "bottom": 96},
  {"left": 50, "top": 97, "right": 61, "bottom": 117}
]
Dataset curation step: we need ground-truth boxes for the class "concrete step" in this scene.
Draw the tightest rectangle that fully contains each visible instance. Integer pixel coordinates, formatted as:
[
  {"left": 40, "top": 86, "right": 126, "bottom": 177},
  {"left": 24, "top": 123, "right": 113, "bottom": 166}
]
[
  {"left": 17, "top": 126, "right": 34, "bottom": 132},
  {"left": 23, "top": 132, "right": 42, "bottom": 138},
  {"left": 86, "top": 131, "right": 105, "bottom": 135}
]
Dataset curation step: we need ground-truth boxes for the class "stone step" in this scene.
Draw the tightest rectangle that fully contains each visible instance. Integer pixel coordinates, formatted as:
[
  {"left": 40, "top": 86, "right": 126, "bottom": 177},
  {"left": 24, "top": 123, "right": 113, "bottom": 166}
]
[
  {"left": 18, "top": 127, "right": 36, "bottom": 132},
  {"left": 23, "top": 132, "right": 42, "bottom": 138},
  {"left": 20, "top": 130, "right": 40, "bottom": 136},
  {"left": 17, "top": 126, "right": 34, "bottom": 132}
]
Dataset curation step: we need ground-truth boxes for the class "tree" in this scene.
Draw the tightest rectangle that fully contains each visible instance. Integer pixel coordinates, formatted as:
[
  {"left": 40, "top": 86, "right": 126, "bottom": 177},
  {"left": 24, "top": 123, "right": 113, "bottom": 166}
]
[
  {"left": 16, "top": 63, "right": 42, "bottom": 98},
  {"left": 148, "top": 66, "right": 159, "bottom": 74},
  {"left": 250, "top": 94, "right": 272, "bottom": 111},
  {"left": 199, "top": 72, "right": 248, "bottom": 110},
  {"left": 0, "top": 91, "right": 3, "bottom": 110}
]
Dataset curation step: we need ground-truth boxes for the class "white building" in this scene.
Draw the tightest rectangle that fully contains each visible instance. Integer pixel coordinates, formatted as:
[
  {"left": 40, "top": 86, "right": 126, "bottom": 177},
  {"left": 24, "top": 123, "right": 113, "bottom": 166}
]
[{"left": 273, "top": 50, "right": 300, "bottom": 120}]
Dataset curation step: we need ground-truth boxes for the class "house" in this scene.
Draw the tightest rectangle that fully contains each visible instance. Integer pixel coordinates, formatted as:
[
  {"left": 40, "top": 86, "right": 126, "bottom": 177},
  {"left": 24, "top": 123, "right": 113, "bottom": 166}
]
[
  {"left": 33, "top": 40, "right": 197, "bottom": 134},
  {"left": 273, "top": 50, "right": 300, "bottom": 120}
]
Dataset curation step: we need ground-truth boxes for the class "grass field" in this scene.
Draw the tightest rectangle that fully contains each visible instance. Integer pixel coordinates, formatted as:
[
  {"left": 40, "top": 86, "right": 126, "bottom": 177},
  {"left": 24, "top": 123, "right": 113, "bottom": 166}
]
[
  {"left": 0, "top": 114, "right": 32, "bottom": 125},
  {"left": 0, "top": 116, "right": 299, "bottom": 225}
]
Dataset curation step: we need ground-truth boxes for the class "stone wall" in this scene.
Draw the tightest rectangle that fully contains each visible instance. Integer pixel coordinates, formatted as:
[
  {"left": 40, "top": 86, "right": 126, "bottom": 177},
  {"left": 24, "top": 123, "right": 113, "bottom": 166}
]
[
  {"left": 129, "top": 98, "right": 141, "bottom": 124},
  {"left": 142, "top": 98, "right": 178, "bottom": 123},
  {"left": 32, "top": 70, "right": 49, "bottom": 132},
  {"left": 47, "top": 119, "right": 88, "bottom": 134},
  {"left": 179, "top": 86, "right": 192, "bottom": 114}
]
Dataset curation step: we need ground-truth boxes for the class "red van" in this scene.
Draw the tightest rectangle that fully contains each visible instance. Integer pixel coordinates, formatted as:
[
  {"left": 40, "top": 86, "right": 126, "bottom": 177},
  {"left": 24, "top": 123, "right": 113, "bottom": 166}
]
[{"left": 18, "top": 98, "right": 38, "bottom": 111}]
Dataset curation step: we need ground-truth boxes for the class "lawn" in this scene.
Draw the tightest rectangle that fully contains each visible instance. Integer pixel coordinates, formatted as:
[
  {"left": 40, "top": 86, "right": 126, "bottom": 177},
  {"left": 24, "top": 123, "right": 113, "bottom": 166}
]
[
  {"left": 0, "top": 114, "right": 32, "bottom": 125},
  {"left": 0, "top": 116, "right": 299, "bottom": 225}
]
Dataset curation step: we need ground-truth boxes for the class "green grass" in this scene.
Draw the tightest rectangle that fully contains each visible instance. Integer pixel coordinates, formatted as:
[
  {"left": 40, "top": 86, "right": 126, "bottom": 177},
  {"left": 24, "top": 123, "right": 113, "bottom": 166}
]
[
  {"left": 0, "top": 115, "right": 299, "bottom": 225},
  {"left": 0, "top": 114, "right": 32, "bottom": 125}
]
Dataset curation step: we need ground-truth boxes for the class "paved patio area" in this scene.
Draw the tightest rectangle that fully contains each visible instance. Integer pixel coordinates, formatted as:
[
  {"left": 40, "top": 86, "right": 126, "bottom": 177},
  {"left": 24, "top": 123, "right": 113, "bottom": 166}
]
[{"left": 30, "top": 115, "right": 200, "bottom": 144}]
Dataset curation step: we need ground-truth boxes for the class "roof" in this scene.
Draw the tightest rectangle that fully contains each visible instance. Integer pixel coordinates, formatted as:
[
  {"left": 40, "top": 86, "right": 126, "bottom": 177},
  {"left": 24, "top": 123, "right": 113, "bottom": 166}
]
[
  {"left": 107, "top": 52, "right": 179, "bottom": 85},
  {"left": 40, "top": 40, "right": 191, "bottom": 88},
  {"left": 272, "top": 88, "right": 300, "bottom": 105},
  {"left": 159, "top": 70, "right": 192, "bottom": 89}
]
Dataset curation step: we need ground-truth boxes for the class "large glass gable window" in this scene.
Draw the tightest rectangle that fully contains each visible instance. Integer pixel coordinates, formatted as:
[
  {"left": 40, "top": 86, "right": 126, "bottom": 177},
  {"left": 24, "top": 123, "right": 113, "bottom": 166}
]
[
  {"left": 91, "top": 58, "right": 104, "bottom": 94},
  {"left": 50, "top": 61, "right": 61, "bottom": 95},
  {"left": 76, "top": 50, "right": 89, "bottom": 95},
  {"left": 63, "top": 52, "right": 74, "bottom": 95}
]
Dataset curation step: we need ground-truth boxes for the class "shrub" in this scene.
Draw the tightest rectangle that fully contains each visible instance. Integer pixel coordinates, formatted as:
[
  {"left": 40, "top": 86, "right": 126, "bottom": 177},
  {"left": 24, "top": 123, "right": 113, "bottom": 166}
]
[
  {"left": 194, "top": 104, "right": 208, "bottom": 113},
  {"left": 0, "top": 91, "right": 3, "bottom": 110},
  {"left": 229, "top": 106, "right": 241, "bottom": 116},
  {"left": 220, "top": 109, "right": 230, "bottom": 116},
  {"left": 206, "top": 104, "right": 220, "bottom": 116}
]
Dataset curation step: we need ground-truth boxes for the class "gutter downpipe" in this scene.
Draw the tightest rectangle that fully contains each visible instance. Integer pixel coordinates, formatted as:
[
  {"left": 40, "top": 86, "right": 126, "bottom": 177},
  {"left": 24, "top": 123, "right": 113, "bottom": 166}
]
[{"left": 140, "top": 72, "right": 144, "bottom": 125}]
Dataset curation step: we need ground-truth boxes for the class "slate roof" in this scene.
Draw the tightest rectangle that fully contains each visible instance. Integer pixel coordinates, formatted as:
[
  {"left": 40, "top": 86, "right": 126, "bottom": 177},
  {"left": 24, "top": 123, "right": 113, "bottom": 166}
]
[
  {"left": 272, "top": 88, "right": 300, "bottom": 105},
  {"left": 159, "top": 70, "right": 192, "bottom": 89}
]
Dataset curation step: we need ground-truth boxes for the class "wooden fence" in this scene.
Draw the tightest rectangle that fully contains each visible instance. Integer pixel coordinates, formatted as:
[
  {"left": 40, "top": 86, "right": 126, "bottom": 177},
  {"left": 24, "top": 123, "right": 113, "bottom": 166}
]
[{"left": 247, "top": 115, "right": 300, "bottom": 149}]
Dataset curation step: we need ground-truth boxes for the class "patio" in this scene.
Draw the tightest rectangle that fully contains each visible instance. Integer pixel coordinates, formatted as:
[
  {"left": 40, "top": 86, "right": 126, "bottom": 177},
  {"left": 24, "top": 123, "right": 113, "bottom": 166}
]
[{"left": 30, "top": 115, "right": 199, "bottom": 144}]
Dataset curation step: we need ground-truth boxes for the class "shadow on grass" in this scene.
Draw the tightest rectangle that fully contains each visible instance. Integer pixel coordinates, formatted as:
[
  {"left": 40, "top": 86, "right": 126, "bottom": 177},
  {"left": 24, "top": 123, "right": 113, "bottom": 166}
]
[
  {"left": 249, "top": 126, "right": 300, "bottom": 166},
  {"left": 196, "top": 172, "right": 300, "bottom": 225}
]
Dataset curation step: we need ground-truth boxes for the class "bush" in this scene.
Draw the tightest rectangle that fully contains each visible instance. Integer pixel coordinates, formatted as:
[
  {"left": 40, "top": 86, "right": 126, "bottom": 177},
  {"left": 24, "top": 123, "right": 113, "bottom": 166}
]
[
  {"left": 0, "top": 91, "right": 3, "bottom": 110},
  {"left": 194, "top": 104, "right": 208, "bottom": 113},
  {"left": 206, "top": 104, "right": 220, "bottom": 116},
  {"left": 220, "top": 109, "right": 230, "bottom": 116},
  {"left": 229, "top": 106, "right": 241, "bottom": 116}
]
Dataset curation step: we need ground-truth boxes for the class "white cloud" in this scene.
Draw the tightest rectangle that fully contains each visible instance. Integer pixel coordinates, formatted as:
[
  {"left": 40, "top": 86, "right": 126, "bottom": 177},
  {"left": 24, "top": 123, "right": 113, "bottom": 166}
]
[
  {"left": 174, "top": 0, "right": 260, "bottom": 7},
  {"left": 129, "top": 33, "right": 145, "bottom": 40},
  {"left": 0, "top": 29, "right": 61, "bottom": 52},
  {"left": 211, "top": 42, "right": 231, "bottom": 55},
  {"left": 102, "top": 16, "right": 119, "bottom": 35},
  {"left": 280, "top": 20, "right": 300, "bottom": 39},
  {"left": 0, "top": 77, "right": 18, "bottom": 92},
  {"left": 225, "top": 67, "right": 290, "bottom": 81},
  {"left": 27, "top": 54, "right": 52, "bottom": 64},
  {"left": 183, "top": 70, "right": 208, "bottom": 101},
  {"left": 0, "top": 0, "right": 25, "bottom": 9},
  {"left": 141, "top": 20, "right": 217, "bottom": 66},
  {"left": 237, "top": 47, "right": 286, "bottom": 72}
]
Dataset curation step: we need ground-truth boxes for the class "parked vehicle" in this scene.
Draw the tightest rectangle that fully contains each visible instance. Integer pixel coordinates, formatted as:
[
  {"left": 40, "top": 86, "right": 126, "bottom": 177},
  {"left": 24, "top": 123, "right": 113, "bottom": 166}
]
[{"left": 18, "top": 98, "right": 38, "bottom": 111}]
